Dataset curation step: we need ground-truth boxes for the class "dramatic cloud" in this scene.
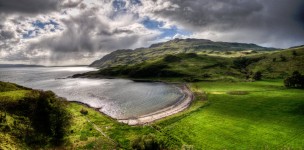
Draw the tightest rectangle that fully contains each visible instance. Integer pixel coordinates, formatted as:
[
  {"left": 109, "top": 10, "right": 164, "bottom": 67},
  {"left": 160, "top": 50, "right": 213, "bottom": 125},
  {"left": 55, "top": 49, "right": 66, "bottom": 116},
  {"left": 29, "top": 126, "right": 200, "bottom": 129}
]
[
  {"left": 0, "top": 0, "right": 60, "bottom": 14},
  {"left": 1, "top": 0, "right": 304, "bottom": 65},
  {"left": 139, "top": 0, "right": 304, "bottom": 48}
]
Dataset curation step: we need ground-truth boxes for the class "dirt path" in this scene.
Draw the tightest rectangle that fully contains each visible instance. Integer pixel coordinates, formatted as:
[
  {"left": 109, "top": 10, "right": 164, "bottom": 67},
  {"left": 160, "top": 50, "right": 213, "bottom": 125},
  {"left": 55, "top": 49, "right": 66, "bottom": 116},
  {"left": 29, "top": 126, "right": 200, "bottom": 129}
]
[
  {"left": 118, "top": 84, "right": 194, "bottom": 125},
  {"left": 84, "top": 117, "right": 117, "bottom": 144}
]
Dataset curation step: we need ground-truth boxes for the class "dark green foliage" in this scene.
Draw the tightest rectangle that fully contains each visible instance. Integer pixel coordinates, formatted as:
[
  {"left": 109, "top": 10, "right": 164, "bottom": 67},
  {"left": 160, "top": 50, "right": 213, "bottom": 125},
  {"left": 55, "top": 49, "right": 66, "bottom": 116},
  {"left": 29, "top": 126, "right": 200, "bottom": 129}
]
[
  {"left": 30, "top": 91, "right": 71, "bottom": 145},
  {"left": 272, "top": 58, "right": 276, "bottom": 62},
  {"left": 284, "top": 71, "right": 304, "bottom": 88},
  {"left": 128, "top": 63, "right": 168, "bottom": 78},
  {"left": 253, "top": 71, "right": 262, "bottom": 81},
  {"left": 185, "top": 53, "right": 198, "bottom": 58},
  {"left": 233, "top": 57, "right": 264, "bottom": 70},
  {"left": 163, "top": 55, "right": 181, "bottom": 62},
  {"left": 292, "top": 51, "right": 298, "bottom": 56},
  {"left": 202, "top": 73, "right": 212, "bottom": 78},
  {"left": 0, "top": 112, "right": 7, "bottom": 123},
  {"left": 80, "top": 109, "right": 88, "bottom": 115},
  {"left": 98, "top": 62, "right": 185, "bottom": 78},
  {"left": 0, "top": 84, "right": 71, "bottom": 147},
  {"left": 132, "top": 134, "right": 165, "bottom": 150},
  {"left": 280, "top": 55, "right": 287, "bottom": 62},
  {"left": 183, "top": 77, "right": 200, "bottom": 82}
]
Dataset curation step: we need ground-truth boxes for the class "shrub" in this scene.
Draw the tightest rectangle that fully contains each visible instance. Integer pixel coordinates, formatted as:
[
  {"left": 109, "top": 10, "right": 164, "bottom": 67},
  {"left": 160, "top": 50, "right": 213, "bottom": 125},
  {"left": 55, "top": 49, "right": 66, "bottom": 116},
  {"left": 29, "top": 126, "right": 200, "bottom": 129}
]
[
  {"left": 292, "top": 51, "right": 298, "bottom": 56},
  {"left": 132, "top": 134, "right": 165, "bottom": 150},
  {"left": 280, "top": 55, "right": 287, "bottom": 62},
  {"left": 233, "top": 57, "right": 264, "bottom": 70},
  {"left": 253, "top": 71, "right": 262, "bottom": 81},
  {"left": 163, "top": 55, "right": 181, "bottom": 62},
  {"left": 30, "top": 91, "right": 71, "bottom": 145},
  {"left": 284, "top": 71, "right": 304, "bottom": 88},
  {"left": 80, "top": 109, "right": 88, "bottom": 115},
  {"left": 185, "top": 53, "right": 198, "bottom": 58}
]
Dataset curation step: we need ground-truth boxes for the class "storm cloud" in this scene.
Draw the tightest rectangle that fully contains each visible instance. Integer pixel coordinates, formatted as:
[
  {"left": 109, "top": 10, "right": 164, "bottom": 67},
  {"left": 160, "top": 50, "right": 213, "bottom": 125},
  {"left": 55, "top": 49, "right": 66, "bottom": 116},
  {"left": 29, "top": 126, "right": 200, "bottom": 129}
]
[
  {"left": 140, "top": 0, "right": 304, "bottom": 48},
  {"left": 1, "top": 0, "right": 304, "bottom": 65},
  {"left": 0, "top": 0, "right": 60, "bottom": 14}
]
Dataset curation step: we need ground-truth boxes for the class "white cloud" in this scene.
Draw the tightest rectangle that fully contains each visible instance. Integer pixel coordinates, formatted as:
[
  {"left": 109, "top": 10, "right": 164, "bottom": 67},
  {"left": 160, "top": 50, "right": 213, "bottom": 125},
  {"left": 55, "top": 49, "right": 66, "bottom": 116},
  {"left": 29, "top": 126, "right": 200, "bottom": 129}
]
[{"left": 1, "top": 0, "right": 304, "bottom": 65}]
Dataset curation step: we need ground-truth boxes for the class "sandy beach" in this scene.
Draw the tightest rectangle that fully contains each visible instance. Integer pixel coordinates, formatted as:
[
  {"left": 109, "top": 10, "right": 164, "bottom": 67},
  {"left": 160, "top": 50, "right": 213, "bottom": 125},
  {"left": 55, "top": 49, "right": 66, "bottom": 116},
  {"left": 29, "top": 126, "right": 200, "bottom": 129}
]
[{"left": 118, "top": 84, "right": 194, "bottom": 125}]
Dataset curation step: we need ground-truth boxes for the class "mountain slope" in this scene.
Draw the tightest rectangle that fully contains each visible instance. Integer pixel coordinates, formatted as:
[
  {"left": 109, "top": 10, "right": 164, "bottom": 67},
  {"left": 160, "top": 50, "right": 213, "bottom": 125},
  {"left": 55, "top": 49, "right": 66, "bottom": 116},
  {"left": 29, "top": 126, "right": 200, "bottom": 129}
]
[
  {"left": 90, "top": 38, "right": 277, "bottom": 68},
  {"left": 83, "top": 45, "right": 303, "bottom": 81}
]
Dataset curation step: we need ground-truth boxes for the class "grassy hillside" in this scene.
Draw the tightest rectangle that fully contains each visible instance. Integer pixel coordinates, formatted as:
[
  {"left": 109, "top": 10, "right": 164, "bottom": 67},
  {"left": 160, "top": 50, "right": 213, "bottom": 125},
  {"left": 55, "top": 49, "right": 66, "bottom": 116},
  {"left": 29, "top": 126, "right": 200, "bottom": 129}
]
[
  {"left": 82, "top": 46, "right": 304, "bottom": 82},
  {"left": 1, "top": 79, "right": 304, "bottom": 149},
  {"left": 0, "top": 82, "right": 179, "bottom": 149},
  {"left": 90, "top": 38, "right": 277, "bottom": 68},
  {"left": 0, "top": 82, "right": 71, "bottom": 149}
]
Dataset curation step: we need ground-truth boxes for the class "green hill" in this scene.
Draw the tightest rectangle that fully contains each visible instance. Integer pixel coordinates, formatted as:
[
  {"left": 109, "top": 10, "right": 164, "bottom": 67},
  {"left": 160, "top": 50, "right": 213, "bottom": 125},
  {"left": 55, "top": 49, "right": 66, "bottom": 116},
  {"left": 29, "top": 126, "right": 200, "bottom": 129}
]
[
  {"left": 0, "top": 82, "right": 71, "bottom": 149},
  {"left": 84, "top": 44, "right": 303, "bottom": 82},
  {"left": 90, "top": 38, "right": 277, "bottom": 69}
]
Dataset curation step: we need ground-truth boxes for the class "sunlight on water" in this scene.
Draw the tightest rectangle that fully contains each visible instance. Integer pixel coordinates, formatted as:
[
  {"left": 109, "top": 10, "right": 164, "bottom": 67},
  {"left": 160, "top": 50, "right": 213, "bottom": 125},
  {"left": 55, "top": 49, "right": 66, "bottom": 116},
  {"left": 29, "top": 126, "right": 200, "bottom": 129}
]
[{"left": 0, "top": 67, "right": 184, "bottom": 119}]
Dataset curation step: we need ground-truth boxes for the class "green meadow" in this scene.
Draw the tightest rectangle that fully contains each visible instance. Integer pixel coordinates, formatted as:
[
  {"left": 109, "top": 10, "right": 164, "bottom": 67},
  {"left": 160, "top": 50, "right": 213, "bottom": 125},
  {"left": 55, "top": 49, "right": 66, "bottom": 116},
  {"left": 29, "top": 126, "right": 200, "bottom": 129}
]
[{"left": 156, "top": 80, "right": 304, "bottom": 149}]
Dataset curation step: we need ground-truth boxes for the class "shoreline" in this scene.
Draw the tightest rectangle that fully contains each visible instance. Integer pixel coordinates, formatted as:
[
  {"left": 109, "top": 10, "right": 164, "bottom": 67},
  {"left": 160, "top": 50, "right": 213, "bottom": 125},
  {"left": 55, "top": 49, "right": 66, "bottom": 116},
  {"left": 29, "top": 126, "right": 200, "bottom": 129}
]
[
  {"left": 118, "top": 84, "right": 194, "bottom": 125},
  {"left": 70, "top": 84, "right": 194, "bottom": 126}
]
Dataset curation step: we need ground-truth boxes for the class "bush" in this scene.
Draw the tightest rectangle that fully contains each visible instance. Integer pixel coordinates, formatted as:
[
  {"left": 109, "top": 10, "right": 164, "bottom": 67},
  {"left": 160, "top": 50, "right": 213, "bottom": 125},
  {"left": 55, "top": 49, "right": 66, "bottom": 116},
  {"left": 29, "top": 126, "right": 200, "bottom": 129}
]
[
  {"left": 292, "top": 51, "right": 298, "bottom": 56},
  {"left": 233, "top": 57, "right": 264, "bottom": 70},
  {"left": 280, "top": 55, "right": 287, "bottom": 62},
  {"left": 253, "top": 71, "right": 262, "bottom": 81},
  {"left": 132, "top": 134, "right": 165, "bottom": 150},
  {"left": 185, "top": 53, "right": 198, "bottom": 58},
  {"left": 284, "top": 71, "right": 304, "bottom": 88},
  {"left": 30, "top": 91, "right": 71, "bottom": 145},
  {"left": 80, "top": 109, "right": 88, "bottom": 115},
  {"left": 163, "top": 55, "right": 181, "bottom": 62}
]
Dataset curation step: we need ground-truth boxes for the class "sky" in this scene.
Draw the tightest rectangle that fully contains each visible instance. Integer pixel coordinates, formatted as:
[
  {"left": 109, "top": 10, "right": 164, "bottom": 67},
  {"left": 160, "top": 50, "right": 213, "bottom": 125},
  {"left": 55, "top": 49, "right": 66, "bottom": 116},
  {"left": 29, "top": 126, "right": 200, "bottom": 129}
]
[{"left": 0, "top": 0, "right": 304, "bottom": 66}]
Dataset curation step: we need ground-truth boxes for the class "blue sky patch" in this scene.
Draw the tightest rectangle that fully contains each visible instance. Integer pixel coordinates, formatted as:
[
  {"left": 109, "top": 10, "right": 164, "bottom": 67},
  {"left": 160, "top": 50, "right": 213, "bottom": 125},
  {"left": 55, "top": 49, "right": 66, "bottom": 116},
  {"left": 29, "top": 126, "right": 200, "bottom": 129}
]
[
  {"left": 23, "top": 20, "right": 59, "bottom": 39},
  {"left": 142, "top": 17, "right": 192, "bottom": 39}
]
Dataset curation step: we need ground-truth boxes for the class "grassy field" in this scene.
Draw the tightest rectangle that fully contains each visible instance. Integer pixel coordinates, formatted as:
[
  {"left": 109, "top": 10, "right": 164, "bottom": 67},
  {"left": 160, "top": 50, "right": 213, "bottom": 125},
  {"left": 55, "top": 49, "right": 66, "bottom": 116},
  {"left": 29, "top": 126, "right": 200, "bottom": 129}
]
[
  {"left": 48, "top": 80, "right": 304, "bottom": 149},
  {"left": 155, "top": 80, "right": 304, "bottom": 149},
  {"left": 1, "top": 79, "right": 304, "bottom": 149}
]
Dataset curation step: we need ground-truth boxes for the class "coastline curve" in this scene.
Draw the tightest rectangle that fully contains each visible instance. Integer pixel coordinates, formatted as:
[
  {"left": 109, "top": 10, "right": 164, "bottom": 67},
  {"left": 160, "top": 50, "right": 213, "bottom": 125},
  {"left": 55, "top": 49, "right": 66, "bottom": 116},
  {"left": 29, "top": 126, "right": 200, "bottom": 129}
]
[{"left": 118, "top": 84, "right": 194, "bottom": 125}]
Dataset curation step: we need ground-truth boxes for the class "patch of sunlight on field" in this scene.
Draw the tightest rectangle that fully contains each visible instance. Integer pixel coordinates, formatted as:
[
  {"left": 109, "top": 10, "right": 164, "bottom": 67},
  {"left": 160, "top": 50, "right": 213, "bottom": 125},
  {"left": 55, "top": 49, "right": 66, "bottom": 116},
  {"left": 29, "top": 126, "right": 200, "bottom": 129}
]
[
  {"left": 0, "top": 90, "right": 29, "bottom": 101},
  {"left": 157, "top": 80, "right": 304, "bottom": 149}
]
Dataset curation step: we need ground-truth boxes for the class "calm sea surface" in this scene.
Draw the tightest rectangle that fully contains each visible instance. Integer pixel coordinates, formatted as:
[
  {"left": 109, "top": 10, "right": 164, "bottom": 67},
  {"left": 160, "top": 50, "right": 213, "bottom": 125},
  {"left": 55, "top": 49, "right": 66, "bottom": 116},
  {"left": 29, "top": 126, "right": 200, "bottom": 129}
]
[{"left": 0, "top": 67, "right": 184, "bottom": 119}]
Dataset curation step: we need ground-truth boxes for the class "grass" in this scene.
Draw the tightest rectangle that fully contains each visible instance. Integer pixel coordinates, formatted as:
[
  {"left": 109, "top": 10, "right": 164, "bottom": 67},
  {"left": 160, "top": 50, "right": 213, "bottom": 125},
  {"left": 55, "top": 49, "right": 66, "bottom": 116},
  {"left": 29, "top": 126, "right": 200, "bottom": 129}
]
[
  {"left": 88, "top": 46, "right": 304, "bottom": 82},
  {"left": 1, "top": 80, "right": 304, "bottom": 149},
  {"left": 155, "top": 80, "right": 304, "bottom": 149},
  {"left": 66, "top": 103, "right": 158, "bottom": 149},
  {"left": 0, "top": 90, "right": 29, "bottom": 101}
]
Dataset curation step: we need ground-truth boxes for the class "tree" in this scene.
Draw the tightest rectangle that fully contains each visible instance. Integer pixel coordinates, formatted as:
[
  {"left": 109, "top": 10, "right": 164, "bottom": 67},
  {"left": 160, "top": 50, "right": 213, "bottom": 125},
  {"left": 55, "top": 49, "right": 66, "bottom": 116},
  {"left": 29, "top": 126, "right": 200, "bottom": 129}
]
[
  {"left": 292, "top": 51, "right": 298, "bottom": 56},
  {"left": 31, "top": 91, "right": 71, "bottom": 145},
  {"left": 280, "top": 55, "right": 287, "bottom": 62},
  {"left": 253, "top": 71, "right": 262, "bottom": 81},
  {"left": 284, "top": 71, "right": 304, "bottom": 88}
]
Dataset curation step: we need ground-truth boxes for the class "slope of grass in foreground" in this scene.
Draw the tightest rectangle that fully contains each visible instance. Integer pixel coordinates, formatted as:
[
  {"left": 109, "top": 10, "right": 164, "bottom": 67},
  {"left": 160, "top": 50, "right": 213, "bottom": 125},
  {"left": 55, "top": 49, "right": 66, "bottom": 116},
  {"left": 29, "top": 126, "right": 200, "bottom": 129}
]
[
  {"left": 156, "top": 80, "right": 304, "bottom": 149},
  {"left": 0, "top": 82, "right": 173, "bottom": 149},
  {"left": 1, "top": 80, "right": 304, "bottom": 149}
]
